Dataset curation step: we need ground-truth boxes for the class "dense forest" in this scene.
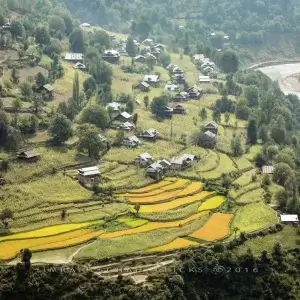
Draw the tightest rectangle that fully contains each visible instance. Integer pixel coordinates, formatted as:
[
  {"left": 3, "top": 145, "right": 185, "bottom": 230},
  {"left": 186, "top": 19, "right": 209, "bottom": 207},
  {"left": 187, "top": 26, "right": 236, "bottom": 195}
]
[
  {"left": 59, "top": 0, "right": 300, "bottom": 63},
  {"left": 1, "top": 246, "right": 300, "bottom": 299}
]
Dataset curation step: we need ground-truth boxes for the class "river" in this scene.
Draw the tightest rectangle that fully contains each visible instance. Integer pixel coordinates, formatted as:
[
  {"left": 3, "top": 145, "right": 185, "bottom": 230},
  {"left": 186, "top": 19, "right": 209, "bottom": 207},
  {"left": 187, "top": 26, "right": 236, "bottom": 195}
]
[{"left": 258, "top": 63, "right": 300, "bottom": 97}]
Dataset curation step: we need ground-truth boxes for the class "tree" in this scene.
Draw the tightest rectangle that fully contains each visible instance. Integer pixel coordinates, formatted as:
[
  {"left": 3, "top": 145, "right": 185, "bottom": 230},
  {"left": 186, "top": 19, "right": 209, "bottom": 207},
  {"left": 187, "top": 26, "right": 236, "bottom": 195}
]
[
  {"left": 158, "top": 52, "right": 171, "bottom": 68},
  {"left": 235, "top": 99, "right": 250, "bottom": 120},
  {"left": 144, "top": 95, "right": 149, "bottom": 110},
  {"left": 244, "top": 85, "right": 259, "bottom": 107},
  {"left": 69, "top": 28, "right": 85, "bottom": 53},
  {"left": 224, "top": 112, "right": 230, "bottom": 124},
  {"left": 126, "top": 99, "right": 134, "bottom": 113},
  {"left": 247, "top": 119, "right": 257, "bottom": 145},
  {"left": 61, "top": 209, "right": 67, "bottom": 221},
  {"left": 91, "top": 58, "right": 113, "bottom": 85},
  {"left": 199, "top": 108, "right": 207, "bottom": 121},
  {"left": 271, "top": 116, "right": 286, "bottom": 144},
  {"left": 231, "top": 135, "right": 244, "bottom": 156},
  {"left": 20, "top": 81, "right": 32, "bottom": 98},
  {"left": 12, "top": 97, "right": 22, "bottom": 125},
  {"left": 35, "top": 72, "right": 47, "bottom": 87},
  {"left": 49, "top": 16, "right": 66, "bottom": 34},
  {"left": 83, "top": 76, "right": 97, "bottom": 97},
  {"left": 126, "top": 35, "right": 137, "bottom": 57},
  {"left": 273, "top": 162, "right": 294, "bottom": 187},
  {"left": 11, "top": 68, "right": 19, "bottom": 84},
  {"left": 77, "top": 124, "right": 105, "bottom": 159},
  {"left": 151, "top": 94, "right": 169, "bottom": 119},
  {"left": 219, "top": 51, "right": 239, "bottom": 73},
  {"left": 80, "top": 104, "right": 109, "bottom": 130},
  {"left": 90, "top": 30, "right": 110, "bottom": 49},
  {"left": 132, "top": 113, "right": 138, "bottom": 126},
  {"left": 114, "top": 131, "right": 125, "bottom": 146},
  {"left": 10, "top": 20, "right": 24, "bottom": 39},
  {"left": 35, "top": 26, "right": 51, "bottom": 45},
  {"left": 48, "top": 114, "right": 73, "bottom": 145},
  {"left": 258, "top": 124, "right": 269, "bottom": 143},
  {"left": 32, "top": 93, "right": 43, "bottom": 115},
  {"left": 233, "top": 226, "right": 239, "bottom": 239},
  {"left": 212, "top": 110, "right": 221, "bottom": 123},
  {"left": 62, "top": 14, "right": 73, "bottom": 35},
  {"left": 0, "top": 208, "right": 13, "bottom": 228}
]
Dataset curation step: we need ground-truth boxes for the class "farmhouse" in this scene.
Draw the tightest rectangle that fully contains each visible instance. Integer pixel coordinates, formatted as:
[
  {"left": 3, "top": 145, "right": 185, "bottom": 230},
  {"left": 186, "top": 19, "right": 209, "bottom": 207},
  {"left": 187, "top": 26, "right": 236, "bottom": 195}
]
[
  {"left": 203, "top": 131, "right": 217, "bottom": 148},
  {"left": 102, "top": 50, "right": 120, "bottom": 63},
  {"left": 135, "top": 81, "right": 150, "bottom": 92},
  {"left": 65, "top": 53, "right": 84, "bottom": 63},
  {"left": 164, "top": 82, "right": 179, "bottom": 91},
  {"left": 193, "top": 54, "right": 210, "bottom": 63},
  {"left": 173, "top": 92, "right": 189, "bottom": 102},
  {"left": 166, "top": 63, "right": 175, "bottom": 71},
  {"left": 139, "top": 128, "right": 158, "bottom": 141},
  {"left": 280, "top": 214, "right": 299, "bottom": 225},
  {"left": 78, "top": 166, "right": 100, "bottom": 185},
  {"left": 157, "top": 159, "right": 171, "bottom": 170},
  {"left": 135, "top": 152, "right": 154, "bottom": 166},
  {"left": 118, "top": 122, "right": 135, "bottom": 131},
  {"left": 146, "top": 162, "right": 165, "bottom": 179},
  {"left": 150, "top": 48, "right": 161, "bottom": 57},
  {"left": 170, "top": 156, "right": 188, "bottom": 170},
  {"left": 17, "top": 150, "right": 40, "bottom": 162},
  {"left": 80, "top": 23, "right": 91, "bottom": 28},
  {"left": 164, "top": 106, "right": 173, "bottom": 118},
  {"left": 202, "top": 66, "right": 214, "bottom": 76},
  {"left": 142, "top": 38, "right": 154, "bottom": 46},
  {"left": 106, "top": 102, "right": 121, "bottom": 112},
  {"left": 262, "top": 165, "right": 274, "bottom": 174},
  {"left": 174, "top": 73, "right": 186, "bottom": 84},
  {"left": 143, "top": 75, "right": 160, "bottom": 86},
  {"left": 114, "top": 111, "right": 132, "bottom": 123},
  {"left": 199, "top": 75, "right": 210, "bottom": 83},
  {"left": 182, "top": 154, "right": 198, "bottom": 163},
  {"left": 172, "top": 104, "right": 186, "bottom": 114},
  {"left": 187, "top": 86, "right": 202, "bottom": 99},
  {"left": 134, "top": 55, "right": 146, "bottom": 63},
  {"left": 73, "top": 62, "right": 86, "bottom": 70},
  {"left": 122, "top": 135, "right": 140, "bottom": 148},
  {"left": 204, "top": 121, "right": 219, "bottom": 134},
  {"left": 145, "top": 52, "right": 157, "bottom": 61},
  {"left": 172, "top": 66, "right": 184, "bottom": 74},
  {"left": 118, "top": 48, "right": 128, "bottom": 56},
  {"left": 153, "top": 44, "right": 164, "bottom": 51}
]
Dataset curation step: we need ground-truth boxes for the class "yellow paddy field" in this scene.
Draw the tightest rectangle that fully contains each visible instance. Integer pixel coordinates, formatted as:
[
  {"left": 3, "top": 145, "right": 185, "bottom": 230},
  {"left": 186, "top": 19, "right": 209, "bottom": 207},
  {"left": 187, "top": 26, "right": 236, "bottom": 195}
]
[{"left": 148, "top": 238, "right": 199, "bottom": 252}]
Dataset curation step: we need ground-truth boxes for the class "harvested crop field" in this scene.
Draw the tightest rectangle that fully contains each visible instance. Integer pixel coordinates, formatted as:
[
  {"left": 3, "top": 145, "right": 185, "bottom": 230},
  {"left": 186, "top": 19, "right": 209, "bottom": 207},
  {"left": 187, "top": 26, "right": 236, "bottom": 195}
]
[{"left": 148, "top": 238, "right": 199, "bottom": 252}]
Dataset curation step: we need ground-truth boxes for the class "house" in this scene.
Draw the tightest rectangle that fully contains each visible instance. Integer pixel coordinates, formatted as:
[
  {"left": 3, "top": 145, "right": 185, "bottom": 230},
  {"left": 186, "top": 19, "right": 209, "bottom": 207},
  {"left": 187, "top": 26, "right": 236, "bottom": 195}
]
[
  {"left": 172, "top": 66, "right": 184, "bottom": 74},
  {"left": 202, "top": 66, "right": 214, "bottom": 75},
  {"left": 224, "top": 35, "right": 229, "bottom": 40},
  {"left": 201, "top": 61, "right": 215, "bottom": 68},
  {"left": 170, "top": 156, "right": 187, "bottom": 170},
  {"left": 102, "top": 50, "right": 120, "bottom": 63},
  {"left": 154, "top": 44, "right": 164, "bottom": 51},
  {"left": 198, "top": 75, "right": 210, "bottom": 83},
  {"left": 17, "top": 150, "right": 40, "bottom": 162},
  {"left": 173, "top": 92, "right": 189, "bottom": 102},
  {"left": 139, "top": 128, "right": 157, "bottom": 141},
  {"left": 150, "top": 48, "right": 161, "bottom": 57},
  {"left": 115, "top": 111, "right": 132, "bottom": 122},
  {"left": 182, "top": 154, "right": 198, "bottom": 164},
  {"left": 109, "top": 34, "right": 116, "bottom": 40},
  {"left": 174, "top": 73, "right": 186, "bottom": 84},
  {"left": 179, "top": 25, "right": 185, "bottom": 30},
  {"left": 203, "top": 131, "right": 217, "bottom": 149},
  {"left": 73, "top": 62, "right": 87, "bottom": 70},
  {"left": 143, "top": 75, "right": 160, "bottom": 86},
  {"left": 157, "top": 159, "right": 171, "bottom": 170},
  {"left": 98, "top": 134, "right": 107, "bottom": 143},
  {"left": 204, "top": 121, "right": 219, "bottom": 134},
  {"left": 172, "top": 104, "right": 186, "bottom": 114},
  {"left": 134, "top": 81, "right": 150, "bottom": 92},
  {"left": 106, "top": 102, "right": 121, "bottom": 119},
  {"left": 40, "top": 84, "right": 54, "bottom": 99},
  {"left": 193, "top": 54, "right": 209, "bottom": 62},
  {"left": 65, "top": 53, "right": 84, "bottom": 63},
  {"left": 142, "top": 38, "right": 154, "bottom": 46},
  {"left": 262, "top": 166, "right": 274, "bottom": 174},
  {"left": 135, "top": 152, "right": 154, "bottom": 166},
  {"left": 80, "top": 23, "right": 91, "bottom": 28},
  {"left": 133, "top": 39, "right": 140, "bottom": 47},
  {"left": 134, "top": 55, "right": 146, "bottom": 63},
  {"left": 187, "top": 86, "right": 202, "bottom": 99},
  {"left": 166, "top": 63, "right": 175, "bottom": 71},
  {"left": 135, "top": 99, "right": 141, "bottom": 105},
  {"left": 164, "top": 82, "right": 179, "bottom": 91},
  {"left": 146, "top": 162, "right": 164, "bottom": 179},
  {"left": 164, "top": 106, "right": 173, "bottom": 118},
  {"left": 145, "top": 52, "right": 157, "bottom": 61},
  {"left": 78, "top": 166, "right": 100, "bottom": 185},
  {"left": 280, "top": 214, "right": 299, "bottom": 224},
  {"left": 118, "top": 47, "right": 128, "bottom": 56},
  {"left": 118, "top": 122, "right": 135, "bottom": 131},
  {"left": 2, "top": 22, "right": 11, "bottom": 30},
  {"left": 122, "top": 135, "right": 140, "bottom": 148}
]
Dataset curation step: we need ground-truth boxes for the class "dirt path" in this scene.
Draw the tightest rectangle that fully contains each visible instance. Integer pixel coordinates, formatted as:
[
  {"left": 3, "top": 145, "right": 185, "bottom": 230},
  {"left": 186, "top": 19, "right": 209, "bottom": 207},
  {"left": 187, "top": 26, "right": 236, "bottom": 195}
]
[{"left": 258, "top": 63, "right": 300, "bottom": 97}]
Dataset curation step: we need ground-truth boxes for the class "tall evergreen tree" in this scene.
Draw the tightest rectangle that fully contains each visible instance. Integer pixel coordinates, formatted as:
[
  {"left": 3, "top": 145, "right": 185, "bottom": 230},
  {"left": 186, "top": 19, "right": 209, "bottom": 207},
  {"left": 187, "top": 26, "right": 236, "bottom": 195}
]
[{"left": 247, "top": 119, "right": 257, "bottom": 145}]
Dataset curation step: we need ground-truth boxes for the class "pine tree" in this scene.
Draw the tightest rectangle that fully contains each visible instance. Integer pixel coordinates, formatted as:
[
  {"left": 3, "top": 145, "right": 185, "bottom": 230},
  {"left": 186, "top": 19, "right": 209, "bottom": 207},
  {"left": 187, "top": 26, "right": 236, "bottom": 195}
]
[{"left": 247, "top": 119, "right": 257, "bottom": 145}]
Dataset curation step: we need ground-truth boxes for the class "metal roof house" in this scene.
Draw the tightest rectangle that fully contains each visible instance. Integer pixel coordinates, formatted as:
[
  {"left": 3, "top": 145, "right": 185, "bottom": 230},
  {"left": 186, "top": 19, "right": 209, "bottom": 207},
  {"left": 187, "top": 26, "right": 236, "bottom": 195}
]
[
  {"left": 262, "top": 166, "right": 274, "bottom": 174},
  {"left": 280, "top": 214, "right": 299, "bottom": 224},
  {"left": 65, "top": 53, "right": 84, "bottom": 63},
  {"left": 78, "top": 166, "right": 100, "bottom": 185}
]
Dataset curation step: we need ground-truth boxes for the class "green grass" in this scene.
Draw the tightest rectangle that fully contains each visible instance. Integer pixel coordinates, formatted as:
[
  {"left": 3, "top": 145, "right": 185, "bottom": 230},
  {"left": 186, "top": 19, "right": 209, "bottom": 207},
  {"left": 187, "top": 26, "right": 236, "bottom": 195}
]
[
  {"left": 139, "top": 201, "right": 202, "bottom": 221},
  {"left": 233, "top": 156, "right": 253, "bottom": 171},
  {"left": 245, "top": 145, "right": 263, "bottom": 161},
  {"left": 4, "top": 146, "right": 90, "bottom": 183},
  {"left": 217, "top": 127, "right": 246, "bottom": 154},
  {"left": 75, "top": 218, "right": 205, "bottom": 260},
  {"left": 229, "top": 182, "right": 260, "bottom": 199},
  {"left": 234, "top": 226, "right": 300, "bottom": 256},
  {"left": 117, "top": 217, "right": 149, "bottom": 227},
  {"left": 229, "top": 202, "right": 279, "bottom": 237},
  {"left": 201, "top": 153, "right": 236, "bottom": 179},
  {"left": 235, "top": 188, "right": 264, "bottom": 205},
  {"left": 268, "top": 182, "right": 284, "bottom": 204},
  {"left": 220, "top": 113, "right": 247, "bottom": 128},
  {"left": 233, "top": 170, "right": 256, "bottom": 186},
  {"left": 104, "top": 140, "right": 184, "bottom": 162}
]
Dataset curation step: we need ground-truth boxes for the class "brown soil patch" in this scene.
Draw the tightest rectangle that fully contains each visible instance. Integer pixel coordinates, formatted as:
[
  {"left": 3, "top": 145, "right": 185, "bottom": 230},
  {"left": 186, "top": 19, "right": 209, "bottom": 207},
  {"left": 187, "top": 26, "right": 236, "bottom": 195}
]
[{"left": 18, "top": 66, "right": 48, "bottom": 83}]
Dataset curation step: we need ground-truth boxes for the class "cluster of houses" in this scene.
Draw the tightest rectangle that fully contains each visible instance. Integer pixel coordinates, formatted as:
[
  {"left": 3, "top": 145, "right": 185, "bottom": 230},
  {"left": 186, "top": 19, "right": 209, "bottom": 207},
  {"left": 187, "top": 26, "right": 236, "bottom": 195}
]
[
  {"left": 193, "top": 54, "right": 217, "bottom": 77},
  {"left": 201, "top": 121, "right": 219, "bottom": 149},
  {"left": 166, "top": 64, "right": 186, "bottom": 84},
  {"left": 134, "top": 152, "right": 199, "bottom": 179}
]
